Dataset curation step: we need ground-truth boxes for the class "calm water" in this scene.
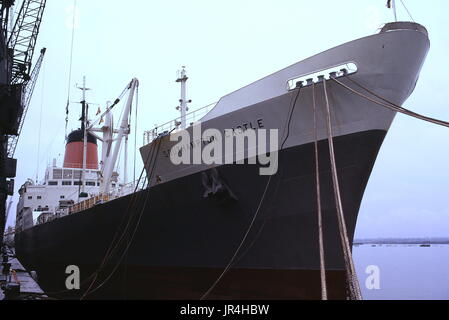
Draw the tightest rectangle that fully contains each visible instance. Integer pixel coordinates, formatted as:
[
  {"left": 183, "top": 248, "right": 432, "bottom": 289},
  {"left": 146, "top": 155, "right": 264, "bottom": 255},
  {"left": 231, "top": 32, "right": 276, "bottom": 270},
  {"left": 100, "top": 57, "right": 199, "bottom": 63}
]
[{"left": 353, "top": 244, "right": 449, "bottom": 300}]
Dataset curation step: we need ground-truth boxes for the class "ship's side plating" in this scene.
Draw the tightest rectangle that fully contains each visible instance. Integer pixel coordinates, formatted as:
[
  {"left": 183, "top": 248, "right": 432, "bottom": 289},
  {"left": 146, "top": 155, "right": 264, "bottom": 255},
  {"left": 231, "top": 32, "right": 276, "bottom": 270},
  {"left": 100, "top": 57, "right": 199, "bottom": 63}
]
[{"left": 14, "top": 22, "right": 429, "bottom": 299}]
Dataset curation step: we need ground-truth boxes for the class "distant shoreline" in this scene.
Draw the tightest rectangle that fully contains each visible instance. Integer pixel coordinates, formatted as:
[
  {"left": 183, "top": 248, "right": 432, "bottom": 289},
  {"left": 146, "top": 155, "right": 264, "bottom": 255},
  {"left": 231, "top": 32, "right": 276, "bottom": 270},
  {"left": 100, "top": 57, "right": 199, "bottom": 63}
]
[{"left": 353, "top": 238, "right": 449, "bottom": 245}]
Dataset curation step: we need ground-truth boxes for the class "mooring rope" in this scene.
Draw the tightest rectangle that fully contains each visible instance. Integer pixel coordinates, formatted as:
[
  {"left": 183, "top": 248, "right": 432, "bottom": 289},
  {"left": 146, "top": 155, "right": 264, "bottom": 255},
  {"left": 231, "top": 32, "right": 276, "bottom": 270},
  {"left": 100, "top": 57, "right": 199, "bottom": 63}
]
[
  {"left": 322, "top": 78, "right": 362, "bottom": 300},
  {"left": 80, "top": 137, "right": 162, "bottom": 299},
  {"left": 325, "top": 73, "right": 449, "bottom": 299},
  {"left": 44, "top": 137, "right": 156, "bottom": 299},
  {"left": 82, "top": 87, "right": 146, "bottom": 268},
  {"left": 332, "top": 77, "right": 449, "bottom": 129},
  {"left": 199, "top": 85, "right": 303, "bottom": 300},
  {"left": 312, "top": 83, "right": 328, "bottom": 300},
  {"left": 89, "top": 139, "right": 163, "bottom": 295},
  {"left": 44, "top": 137, "right": 157, "bottom": 299}
]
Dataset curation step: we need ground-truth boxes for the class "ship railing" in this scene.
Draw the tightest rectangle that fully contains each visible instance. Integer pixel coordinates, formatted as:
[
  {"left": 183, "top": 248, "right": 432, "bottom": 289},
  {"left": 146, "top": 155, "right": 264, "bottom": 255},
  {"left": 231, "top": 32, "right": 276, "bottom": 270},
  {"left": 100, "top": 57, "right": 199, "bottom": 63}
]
[
  {"left": 68, "top": 194, "right": 115, "bottom": 215},
  {"left": 117, "top": 179, "right": 147, "bottom": 192},
  {"left": 143, "top": 102, "right": 217, "bottom": 145}
]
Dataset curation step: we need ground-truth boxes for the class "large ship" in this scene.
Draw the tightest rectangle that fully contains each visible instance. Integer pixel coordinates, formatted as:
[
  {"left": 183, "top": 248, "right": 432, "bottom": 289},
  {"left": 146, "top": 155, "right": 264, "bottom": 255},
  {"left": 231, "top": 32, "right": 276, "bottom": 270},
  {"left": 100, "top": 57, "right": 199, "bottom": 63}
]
[{"left": 13, "top": 21, "right": 429, "bottom": 299}]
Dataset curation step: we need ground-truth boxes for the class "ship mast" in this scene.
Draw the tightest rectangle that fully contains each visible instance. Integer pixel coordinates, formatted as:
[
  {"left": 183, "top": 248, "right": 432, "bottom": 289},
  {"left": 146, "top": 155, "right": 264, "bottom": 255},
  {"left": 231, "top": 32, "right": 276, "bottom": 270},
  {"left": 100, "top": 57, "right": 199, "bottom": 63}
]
[
  {"left": 176, "top": 66, "right": 190, "bottom": 129},
  {"left": 78, "top": 76, "right": 90, "bottom": 197},
  {"left": 392, "top": 0, "right": 397, "bottom": 22},
  {"left": 387, "top": 0, "right": 397, "bottom": 22}
]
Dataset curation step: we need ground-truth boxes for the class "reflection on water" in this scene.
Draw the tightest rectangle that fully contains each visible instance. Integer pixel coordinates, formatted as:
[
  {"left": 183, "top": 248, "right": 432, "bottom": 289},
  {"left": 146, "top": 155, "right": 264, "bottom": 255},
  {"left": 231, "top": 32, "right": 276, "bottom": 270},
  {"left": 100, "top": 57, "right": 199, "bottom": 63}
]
[{"left": 353, "top": 244, "right": 449, "bottom": 300}]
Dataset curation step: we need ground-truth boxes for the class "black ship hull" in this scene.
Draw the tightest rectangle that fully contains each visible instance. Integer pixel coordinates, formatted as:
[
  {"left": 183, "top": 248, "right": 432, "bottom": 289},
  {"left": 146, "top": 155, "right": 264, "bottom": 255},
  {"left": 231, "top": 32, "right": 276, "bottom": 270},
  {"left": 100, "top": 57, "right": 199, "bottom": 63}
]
[{"left": 14, "top": 129, "right": 385, "bottom": 299}]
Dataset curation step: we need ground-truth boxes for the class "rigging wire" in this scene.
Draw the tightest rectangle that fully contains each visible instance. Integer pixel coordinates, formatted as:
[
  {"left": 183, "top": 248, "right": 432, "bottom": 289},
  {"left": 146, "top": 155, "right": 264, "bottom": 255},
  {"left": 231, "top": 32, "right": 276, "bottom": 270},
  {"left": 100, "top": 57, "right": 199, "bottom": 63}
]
[
  {"left": 199, "top": 85, "right": 303, "bottom": 300},
  {"left": 36, "top": 122, "right": 65, "bottom": 172},
  {"left": 36, "top": 60, "right": 46, "bottom": 183},
  {"left": 65, "top": 0, "right": 77, "bottom": 139},
  {"left": 399, "top": 0, "right": 415, "bottom": 22},
  {"left": 86, "top": 83, "right": 130, "bottom": 130}
]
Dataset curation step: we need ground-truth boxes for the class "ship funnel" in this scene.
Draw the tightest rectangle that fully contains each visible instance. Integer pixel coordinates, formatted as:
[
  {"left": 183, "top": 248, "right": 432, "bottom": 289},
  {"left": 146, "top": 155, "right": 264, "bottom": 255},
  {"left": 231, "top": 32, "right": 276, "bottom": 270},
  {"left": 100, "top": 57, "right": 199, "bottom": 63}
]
[{"left": 63, "top": 129, "right": 99, "bottom": 169}]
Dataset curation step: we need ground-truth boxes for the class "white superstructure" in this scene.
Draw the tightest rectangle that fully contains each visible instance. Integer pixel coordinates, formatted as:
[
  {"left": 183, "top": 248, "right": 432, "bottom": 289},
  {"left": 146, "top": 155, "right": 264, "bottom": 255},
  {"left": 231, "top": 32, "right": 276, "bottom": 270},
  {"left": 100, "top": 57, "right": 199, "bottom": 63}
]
[
  {"left": 16, "top": 162, "right": 124, "bottom": 230},
  {"left": 15, "top": 77, "right": 140, "bottom": 231}
]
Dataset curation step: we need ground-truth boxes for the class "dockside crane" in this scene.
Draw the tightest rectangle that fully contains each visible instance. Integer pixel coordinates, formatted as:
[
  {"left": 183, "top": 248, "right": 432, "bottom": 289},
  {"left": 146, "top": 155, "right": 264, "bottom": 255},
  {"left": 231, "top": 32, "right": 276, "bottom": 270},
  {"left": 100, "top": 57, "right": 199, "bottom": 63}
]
[
  {"left": 2, "top": 0, "right": 47, "bottom": 156},
  {"left": 8, "top": 0, "right": 46, "bottom": 85},
  {"left": 7, "top": 46, "right": 45, "bottom": 157},
  {"left": 0, "top": 0, "right": 46, "bottom": 245}
]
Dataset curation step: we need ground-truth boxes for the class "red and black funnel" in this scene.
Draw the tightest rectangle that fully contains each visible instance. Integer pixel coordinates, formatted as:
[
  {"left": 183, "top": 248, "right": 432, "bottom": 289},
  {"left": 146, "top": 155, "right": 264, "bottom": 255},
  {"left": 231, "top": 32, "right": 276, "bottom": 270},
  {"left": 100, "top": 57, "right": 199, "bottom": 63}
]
[{"left": 63, "top": 129, "right": 99, "bottom": 169}]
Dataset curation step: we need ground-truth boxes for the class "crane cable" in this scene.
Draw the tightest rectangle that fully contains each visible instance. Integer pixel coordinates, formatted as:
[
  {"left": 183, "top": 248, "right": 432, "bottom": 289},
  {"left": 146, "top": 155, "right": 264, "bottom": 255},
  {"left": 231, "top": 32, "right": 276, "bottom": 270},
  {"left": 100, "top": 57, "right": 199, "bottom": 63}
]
[
  {"left": 312, "top": 82, "right": 328, "bottom": 300},
  {"left": 323, "top": 78, "right": 362, "bottom": 300},
  {"left": 65, "top": 0, "right": 77, "bottom": 140}
]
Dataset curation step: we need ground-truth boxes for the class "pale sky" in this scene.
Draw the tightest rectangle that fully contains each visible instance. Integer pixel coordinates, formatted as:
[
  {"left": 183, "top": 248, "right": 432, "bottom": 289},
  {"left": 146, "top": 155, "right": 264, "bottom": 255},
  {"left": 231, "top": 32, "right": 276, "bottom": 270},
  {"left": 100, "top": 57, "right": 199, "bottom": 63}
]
[{"left": 6, "top": 0, "right": 449, "bottom": 239}]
